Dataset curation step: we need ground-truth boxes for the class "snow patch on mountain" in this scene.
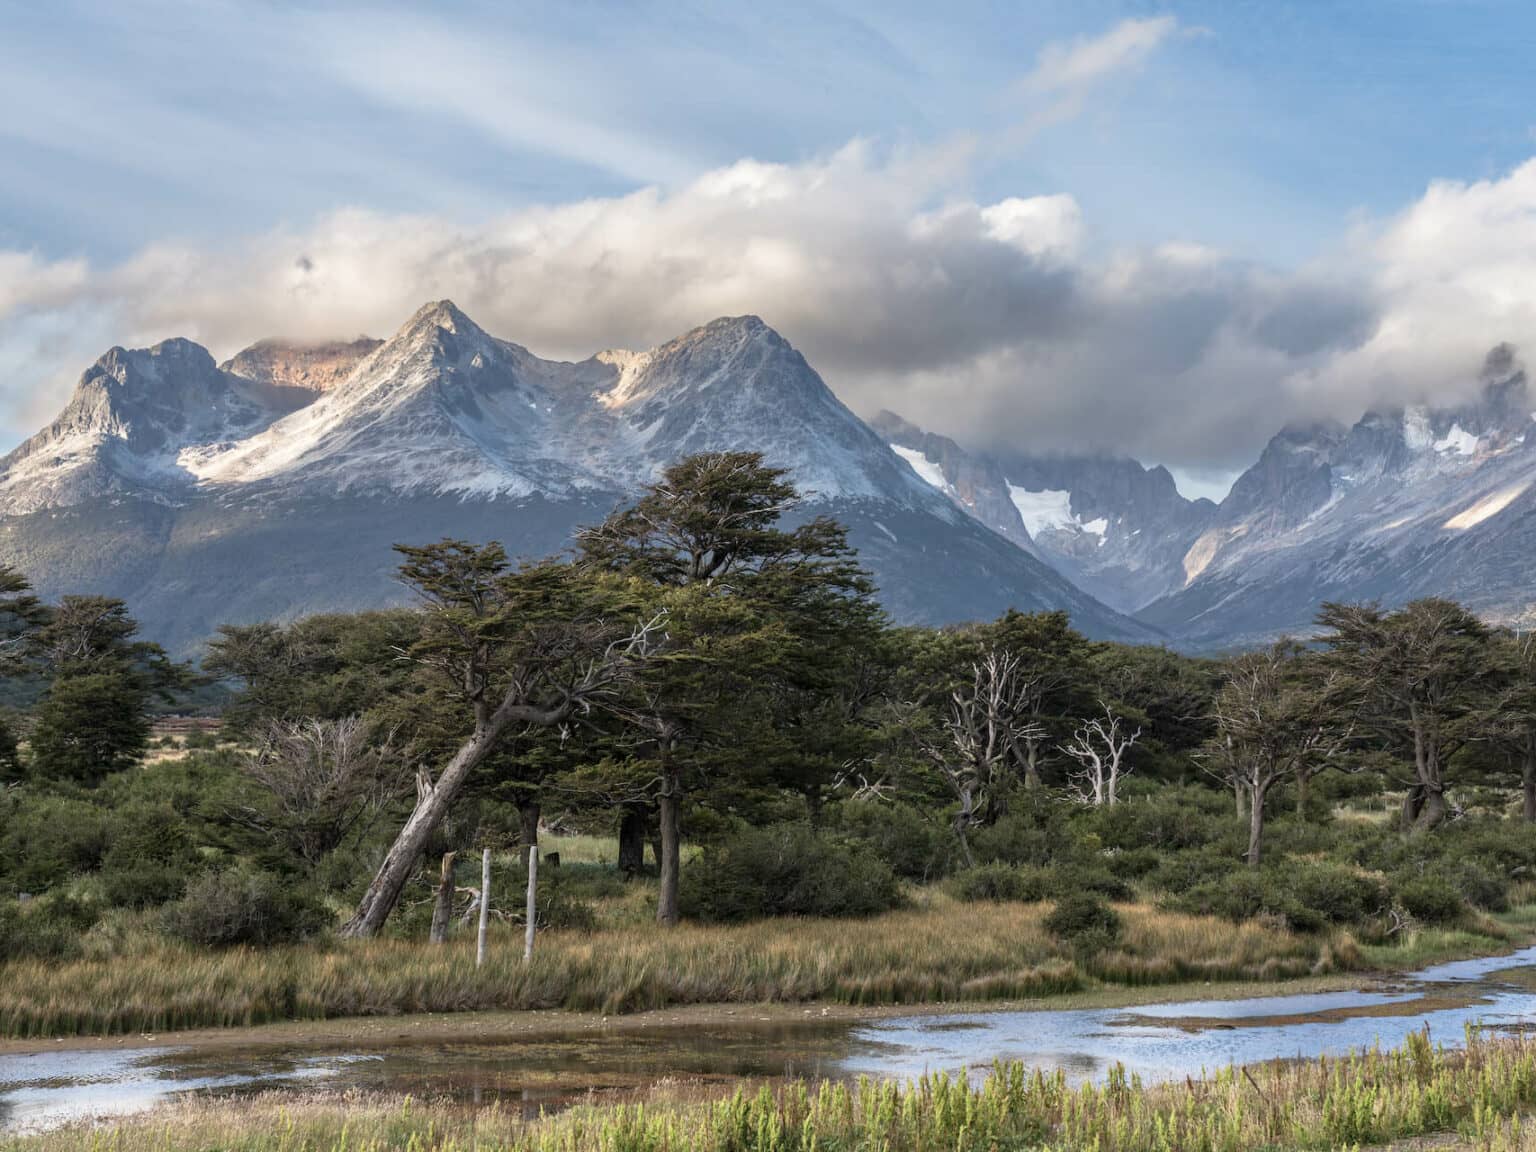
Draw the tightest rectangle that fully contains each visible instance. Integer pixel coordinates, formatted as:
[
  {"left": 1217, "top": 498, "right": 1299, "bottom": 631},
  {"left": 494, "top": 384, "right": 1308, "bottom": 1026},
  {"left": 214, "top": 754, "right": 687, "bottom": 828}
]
[
  {"left": 1434, "top": 423, "right": 1480, "bottom": 456},
  {"left": 1006, "top": 484, "right": 1106, "bottom": 541},
  {"left": 891, "top": 444, "right": 951, "bottom": 492}
]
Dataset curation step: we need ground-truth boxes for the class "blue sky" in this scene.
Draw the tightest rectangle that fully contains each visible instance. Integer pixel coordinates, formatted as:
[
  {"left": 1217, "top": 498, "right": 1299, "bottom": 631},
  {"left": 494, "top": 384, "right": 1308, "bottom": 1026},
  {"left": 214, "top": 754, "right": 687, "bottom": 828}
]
[{"left": 7, "top": 1, "right": 1536, "bottom": 497}]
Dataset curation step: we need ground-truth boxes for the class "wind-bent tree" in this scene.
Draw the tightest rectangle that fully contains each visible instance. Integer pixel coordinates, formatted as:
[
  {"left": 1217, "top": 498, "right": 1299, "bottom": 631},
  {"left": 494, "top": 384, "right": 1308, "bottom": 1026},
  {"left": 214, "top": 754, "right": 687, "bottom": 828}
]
[
  {"left": 576, "top": 451, "right": 874, "bottom": 924},
  {"left": 340, "top": 544, "right": 661, "bottom": 938},
  {"left": 1202, "top": 641, "right": 1345, "bottom": 866},
  {"left": 1318, "top": 599, "right": 1492, "bottom": 833},
  {"left": 1060, "top": 701, "right": 1140, "bottom": 807}
]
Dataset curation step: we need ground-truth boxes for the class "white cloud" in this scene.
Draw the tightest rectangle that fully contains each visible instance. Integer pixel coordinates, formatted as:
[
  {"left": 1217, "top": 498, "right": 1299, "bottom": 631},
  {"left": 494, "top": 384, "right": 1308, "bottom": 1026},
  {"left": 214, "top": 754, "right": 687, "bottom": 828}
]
[
  {"left": 0, "top": 137, "right": 1373, "bottom": 470},
  {"left": 1023, "top": 16, "right": 1182, "bottom": 96}
]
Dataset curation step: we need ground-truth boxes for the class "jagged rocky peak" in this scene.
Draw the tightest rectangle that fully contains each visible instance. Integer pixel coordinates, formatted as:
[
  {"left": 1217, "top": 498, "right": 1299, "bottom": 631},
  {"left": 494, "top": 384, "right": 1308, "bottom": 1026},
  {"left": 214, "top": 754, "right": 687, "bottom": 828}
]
[
  {"left": 871, "top": 410, "right": 1031, "bottom": 547},
  {"left": 222, "top": 336, "right": 382, "bottom": 395}
]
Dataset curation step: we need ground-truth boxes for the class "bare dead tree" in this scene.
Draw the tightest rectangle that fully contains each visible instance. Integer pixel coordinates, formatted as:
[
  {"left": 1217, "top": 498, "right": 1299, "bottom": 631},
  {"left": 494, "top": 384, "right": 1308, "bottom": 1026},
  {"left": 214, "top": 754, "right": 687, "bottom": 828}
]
[
  {"left": 236, "top": 716, "right": 410, "bottom": 868},
  {"left": 910, "top": 649, "right": 1044, "bottom": 864},
  {"left": 1060, "top": 700, "right": 1140, "bottom": 807}
]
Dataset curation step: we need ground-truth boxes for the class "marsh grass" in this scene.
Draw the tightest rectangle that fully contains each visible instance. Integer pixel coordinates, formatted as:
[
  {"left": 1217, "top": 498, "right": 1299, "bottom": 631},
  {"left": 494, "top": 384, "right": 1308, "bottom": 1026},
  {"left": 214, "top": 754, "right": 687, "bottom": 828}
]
[
  {"left": 11, "top": 1028, "right": 1536, "bottom": 1151},
  {"left": 0, "top": 901, "right": 1337, "bottom": 1038}
]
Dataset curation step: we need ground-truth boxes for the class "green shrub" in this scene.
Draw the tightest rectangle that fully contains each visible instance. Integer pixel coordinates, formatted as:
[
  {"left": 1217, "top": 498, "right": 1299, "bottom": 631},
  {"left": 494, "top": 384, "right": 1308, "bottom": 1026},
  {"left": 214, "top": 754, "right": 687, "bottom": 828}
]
[
  {"left": 836, "top": 802, "right": 951, "bottom": 880},
  {"left": 1173, "top": 861, "right": 1385, "bottom": 933},
  {"left": 100, "top": 804, "right": 198, "bottom": 908},
  {"left": 946, "top": 864, "right": 1053, "bottom": 903},
  {"left": 1145, "top": 847, "right": 1239, "bottom": 895},
  {"left": 0, "top": 893, "right": 96, "bottom": 962},
  {"left": 1045, "top": 892, "right": 1122, "bottom": 956},
  {"left": 163, "top": 867, "right": 330, "bottom": 947},
  {"left": 970, "top": 799, "right": 1069, "bottom": 868},
  {"left": 680, "top": 823, "right": 901, "bottom": 922},
  {"left": 0, "top": 791, "right": 111, "bottom": 893},
  {"left": 1394, "top": 878, "right": 1465, "bottom": 925}
]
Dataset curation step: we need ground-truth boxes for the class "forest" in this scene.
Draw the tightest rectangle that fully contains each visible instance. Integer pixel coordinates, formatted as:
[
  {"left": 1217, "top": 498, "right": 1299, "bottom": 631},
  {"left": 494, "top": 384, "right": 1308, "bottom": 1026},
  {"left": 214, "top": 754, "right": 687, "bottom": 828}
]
[{"left": 2, "top": 451, "right": 1536, "bottom": 1037}]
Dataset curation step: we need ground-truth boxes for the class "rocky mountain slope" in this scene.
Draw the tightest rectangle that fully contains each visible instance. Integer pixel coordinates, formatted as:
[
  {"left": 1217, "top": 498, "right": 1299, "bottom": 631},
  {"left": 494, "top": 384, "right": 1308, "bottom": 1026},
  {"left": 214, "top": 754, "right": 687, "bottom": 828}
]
[
  {"left": 0, "top": 303, "right": 1150, "bottom": 653},
  {"left": 872, "top": 412, "right": 1214, "bottom": 613},
  {"left": 1138, "top": 346, "right": 1536, "bottom": 647}
]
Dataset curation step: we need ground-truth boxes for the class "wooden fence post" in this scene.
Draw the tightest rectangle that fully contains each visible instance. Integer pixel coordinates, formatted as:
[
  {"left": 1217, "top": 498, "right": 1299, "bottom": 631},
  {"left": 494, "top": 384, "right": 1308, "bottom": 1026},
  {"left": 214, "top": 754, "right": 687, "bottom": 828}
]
[
  {"left": 476, "top": 847, "right": 491, "bottom": 968},
  {"left": 524, "top": 846, "right": 539, "bottom": 962}
]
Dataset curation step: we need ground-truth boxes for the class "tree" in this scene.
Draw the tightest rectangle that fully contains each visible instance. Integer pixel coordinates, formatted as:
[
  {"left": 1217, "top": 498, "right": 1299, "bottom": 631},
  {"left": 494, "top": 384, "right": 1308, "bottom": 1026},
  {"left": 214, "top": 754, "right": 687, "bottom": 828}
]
[
  {"left": 1060, "top": 701, "right": 1140, "bottom": 807},
  {"left": 576, "top": 451, "right": 875, "bottom": 924},
  {"left": 908, "top": 648, "right": 1043, "bottom": 864},
  {"left": 234, "top": 716, "right": 412, "bottom": 868},
  {"left": 28, "top": 597, "right": 181, "bottom": 785},
  {"left": 981, "top": 611, "right": 1095, "bottom": 792},
  {"left": 0, "top": 565, "right": 46, "bottom": 675},
  {"left": 340, "top": 544, "right": 662, "bottom": 938},
  {"left": 1318, "top": 599, "right": 1492, "bottom": 832},
  {"left": 1483, "top": 630, "right": 1536, "bottom": 822},
  {"left": 1201, "top": 641, "right": 1346, "bottom": 866},
  {"left": 206, "top": 611, "right": 421, "bottom": 734}
]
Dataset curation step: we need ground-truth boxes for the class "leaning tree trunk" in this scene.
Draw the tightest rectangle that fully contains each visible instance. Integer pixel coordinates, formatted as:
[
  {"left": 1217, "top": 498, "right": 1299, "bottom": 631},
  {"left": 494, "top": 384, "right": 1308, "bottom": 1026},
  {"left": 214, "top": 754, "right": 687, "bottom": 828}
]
[
  {"left": 656, "top": 774, "right": 682, "bottom": 926},
  {"left": 618, "top": 804, "right": 648, "bottom": 877},
  {"left": 517, "top": 800, "right": 541, "bottom": 868},
  {"left": 1400, "top": 782, "right": 1425, "bottom": 831},
  {"left": 342, "top": 701, "right": 555, "bottom": 939}
]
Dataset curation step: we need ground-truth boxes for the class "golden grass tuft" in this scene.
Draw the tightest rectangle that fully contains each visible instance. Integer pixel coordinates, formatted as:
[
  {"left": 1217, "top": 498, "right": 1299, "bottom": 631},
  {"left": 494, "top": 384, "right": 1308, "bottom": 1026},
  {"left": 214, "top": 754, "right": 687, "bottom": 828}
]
[{"left": 0, "top": 899, "right": 1340, "bottom": 1039}]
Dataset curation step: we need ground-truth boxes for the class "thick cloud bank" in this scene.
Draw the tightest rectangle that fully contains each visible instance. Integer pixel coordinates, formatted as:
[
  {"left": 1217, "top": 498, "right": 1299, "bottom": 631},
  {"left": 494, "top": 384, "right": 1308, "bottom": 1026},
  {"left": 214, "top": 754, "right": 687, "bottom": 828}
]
[{"left": 5, "top": 144, "right": 1536, "bottom": 471}]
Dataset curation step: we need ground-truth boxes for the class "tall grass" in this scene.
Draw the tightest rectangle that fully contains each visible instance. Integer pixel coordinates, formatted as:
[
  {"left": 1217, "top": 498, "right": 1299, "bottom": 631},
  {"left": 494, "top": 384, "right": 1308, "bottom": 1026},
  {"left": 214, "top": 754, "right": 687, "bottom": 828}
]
[
  {"left": 0, "top": 901, "right": 1338, "bottom": 1038},
  {"left": 9, "top": 1027, "right": 1536, "bottom": 1151}
]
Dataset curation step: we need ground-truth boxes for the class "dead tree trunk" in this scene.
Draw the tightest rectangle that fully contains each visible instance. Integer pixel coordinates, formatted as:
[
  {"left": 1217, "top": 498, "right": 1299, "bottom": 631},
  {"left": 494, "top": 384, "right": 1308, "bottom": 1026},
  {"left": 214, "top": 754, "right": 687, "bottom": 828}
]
[{"left": 429, "top": 851, "right": 457, "bottom": 944}]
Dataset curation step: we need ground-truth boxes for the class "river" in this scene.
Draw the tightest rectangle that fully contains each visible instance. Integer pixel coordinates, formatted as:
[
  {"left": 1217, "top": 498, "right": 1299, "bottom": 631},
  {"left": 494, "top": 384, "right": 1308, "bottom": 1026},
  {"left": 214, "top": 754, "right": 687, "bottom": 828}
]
[{"left": 4, "top": 947, "right": 1536, "bottom": 1134}]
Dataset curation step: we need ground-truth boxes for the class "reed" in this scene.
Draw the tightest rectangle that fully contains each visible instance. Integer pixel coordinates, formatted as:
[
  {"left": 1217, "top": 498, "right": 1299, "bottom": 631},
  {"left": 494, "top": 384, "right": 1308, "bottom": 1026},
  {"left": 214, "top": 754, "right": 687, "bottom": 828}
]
[
  {"left": 0, "top": 901, "right": 1334, "bottom": 1038},
  {"left": 8, "top": 1026, "right": 1536, "bottom": 1151}
]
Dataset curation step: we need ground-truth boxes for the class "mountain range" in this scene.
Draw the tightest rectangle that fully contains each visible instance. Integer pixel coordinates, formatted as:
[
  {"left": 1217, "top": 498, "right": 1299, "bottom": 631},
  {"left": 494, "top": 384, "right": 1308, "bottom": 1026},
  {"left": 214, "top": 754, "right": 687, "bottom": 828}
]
[
  {"left": 881, "top": 345, "right": 1536, "bottom": 648},
  {"left": 4, "top": 303, "right": 1533, "bottom": 655},
  {"left": 0, "top": 303, "right": 1146, "bottom": 654}
]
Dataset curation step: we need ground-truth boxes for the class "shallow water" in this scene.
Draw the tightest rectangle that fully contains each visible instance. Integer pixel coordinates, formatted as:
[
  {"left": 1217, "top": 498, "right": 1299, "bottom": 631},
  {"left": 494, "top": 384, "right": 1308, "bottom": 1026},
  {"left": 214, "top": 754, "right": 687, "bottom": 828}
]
[{"left": 5, "top": 945, "right": 1536, "bottom": 1134}]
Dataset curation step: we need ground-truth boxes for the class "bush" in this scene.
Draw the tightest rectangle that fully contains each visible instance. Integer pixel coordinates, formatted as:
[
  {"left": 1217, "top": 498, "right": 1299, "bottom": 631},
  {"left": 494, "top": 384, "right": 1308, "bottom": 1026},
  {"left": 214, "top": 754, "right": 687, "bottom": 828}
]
[
  {"left": 1173, "top": 861, "right": 1386, "bottom": 933},
  {"left": 836, "top": 802, "right": 951, "bottom": 880},
  {"left": 1394, "top": 878, "right": 1465, "bottom": 925},
  {"left": 164, "top": 867, "right": 330, "bottom": 947},
  {"left": 947, "top": 864, "right": 1053, "bottom": 903},
  {"left": 99, "top": 804, "right": 198, "bottom": 908},
  {"left": 0, "top": 892, "right": 98, "bottom": 962},
  {"left": 680, "top": 823, "right": 901, "bottom": 922},
  {"left": 1045, "top": 892, "right": 1122, "bottom": 956},
  {"left": 971, "top": 801, "right": 1067, "bottom": 868},
  {"left": 0, "top": 791, "right": 111, "bottom": 893}
]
